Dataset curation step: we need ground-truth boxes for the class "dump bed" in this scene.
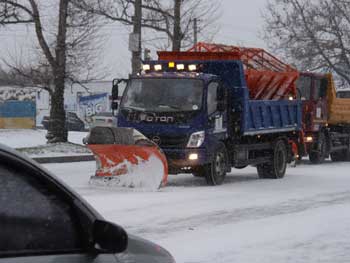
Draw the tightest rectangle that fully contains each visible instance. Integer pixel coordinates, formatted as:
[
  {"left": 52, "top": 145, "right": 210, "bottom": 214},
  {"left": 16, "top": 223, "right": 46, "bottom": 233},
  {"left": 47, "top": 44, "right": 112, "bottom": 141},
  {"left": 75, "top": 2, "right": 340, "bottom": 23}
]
[
  {"left": 327, "top": 74, "right": 350, "bottom": 125},
  {"left": 243, "top": 100, "right": 301, "bottom": 135}
]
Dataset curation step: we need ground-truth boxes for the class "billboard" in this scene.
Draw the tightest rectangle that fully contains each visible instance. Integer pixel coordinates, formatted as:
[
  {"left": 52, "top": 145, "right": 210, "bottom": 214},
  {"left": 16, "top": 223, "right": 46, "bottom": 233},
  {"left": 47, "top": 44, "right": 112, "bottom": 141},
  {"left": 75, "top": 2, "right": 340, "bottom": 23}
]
[{"left": 78, "top": 93, "right": 109, "bottom": 122}]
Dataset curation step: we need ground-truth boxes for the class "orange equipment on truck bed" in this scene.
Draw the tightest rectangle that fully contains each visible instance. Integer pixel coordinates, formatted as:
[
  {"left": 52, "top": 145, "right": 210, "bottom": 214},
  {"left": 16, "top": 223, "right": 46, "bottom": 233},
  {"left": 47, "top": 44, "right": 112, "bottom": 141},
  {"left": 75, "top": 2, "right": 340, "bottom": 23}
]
[{"left": 158, "top": 42, "right": 299, "bottom": 100}]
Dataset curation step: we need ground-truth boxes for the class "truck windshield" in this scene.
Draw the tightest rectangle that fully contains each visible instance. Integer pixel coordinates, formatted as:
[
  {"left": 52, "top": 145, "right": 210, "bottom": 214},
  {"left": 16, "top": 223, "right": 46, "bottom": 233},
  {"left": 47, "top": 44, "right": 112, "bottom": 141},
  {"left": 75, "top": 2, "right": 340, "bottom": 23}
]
[
  {"left": 337, "top": 91, "right": 350, "bottom": 98},
  {"left": 120, "top": 78, "right": 203, "bottom": 112}
]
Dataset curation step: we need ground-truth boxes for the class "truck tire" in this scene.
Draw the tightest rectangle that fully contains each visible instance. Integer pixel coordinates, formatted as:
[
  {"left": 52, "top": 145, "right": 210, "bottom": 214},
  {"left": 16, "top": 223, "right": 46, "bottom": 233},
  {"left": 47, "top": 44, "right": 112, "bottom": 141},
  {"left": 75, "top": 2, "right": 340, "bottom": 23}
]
[
  {"left": 204, "top": 144, "right": 228, "bottom": 185},
  {"left": 309, "top": 132, "right": 327, "bottom": 164},
  {"left": 257, "top": 139, "right": 287, "bottom": 179},
  {"left": 330, "top": 150, "right": 350, "bottom": 162}
]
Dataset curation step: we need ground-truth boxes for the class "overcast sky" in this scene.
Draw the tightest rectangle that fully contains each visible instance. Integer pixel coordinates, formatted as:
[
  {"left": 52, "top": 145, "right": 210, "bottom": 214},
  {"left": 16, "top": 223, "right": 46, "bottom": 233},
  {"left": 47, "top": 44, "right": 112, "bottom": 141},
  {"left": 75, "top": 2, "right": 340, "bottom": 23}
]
[{"left": 0, "top": 0, "right": 268, "bottom": 80}]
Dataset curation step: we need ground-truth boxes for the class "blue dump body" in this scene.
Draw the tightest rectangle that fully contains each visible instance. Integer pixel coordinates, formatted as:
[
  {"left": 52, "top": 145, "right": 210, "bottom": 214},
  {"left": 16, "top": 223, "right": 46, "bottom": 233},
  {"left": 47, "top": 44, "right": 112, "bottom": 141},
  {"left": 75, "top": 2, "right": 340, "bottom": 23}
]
[{"left": 243, "top": 100, "right": 301, "bottom": 135}]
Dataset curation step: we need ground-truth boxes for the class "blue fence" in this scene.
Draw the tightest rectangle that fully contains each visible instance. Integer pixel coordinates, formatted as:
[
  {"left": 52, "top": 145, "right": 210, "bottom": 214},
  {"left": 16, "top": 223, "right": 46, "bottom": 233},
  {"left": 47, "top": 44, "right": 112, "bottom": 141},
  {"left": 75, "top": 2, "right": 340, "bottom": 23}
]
[
  {"left": 0, "top": 100, "right": 36, "bottom": 118},
  {"left": 0, "top": 101, "right": 36, "bottom": 129}
]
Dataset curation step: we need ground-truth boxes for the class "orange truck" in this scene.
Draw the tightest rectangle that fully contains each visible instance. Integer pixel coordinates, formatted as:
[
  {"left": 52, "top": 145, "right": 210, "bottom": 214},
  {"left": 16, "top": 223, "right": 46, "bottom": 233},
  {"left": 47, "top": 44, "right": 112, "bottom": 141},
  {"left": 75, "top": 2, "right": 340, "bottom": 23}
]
[{"left": 297, "top": 73, "right": 350, "bottom": 162}]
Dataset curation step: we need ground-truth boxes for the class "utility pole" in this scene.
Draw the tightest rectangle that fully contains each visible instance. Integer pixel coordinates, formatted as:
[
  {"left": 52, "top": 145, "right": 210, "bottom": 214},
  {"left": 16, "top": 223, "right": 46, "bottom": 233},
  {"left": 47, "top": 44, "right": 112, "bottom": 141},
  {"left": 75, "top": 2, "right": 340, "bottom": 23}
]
[
  {"left": 130, "top": 0, "right": 142, "bottom": 75},
  {"left": 173, "top": 0, "right": 181, "bottom": 51},
  {"left": 193, "top": 18, "right": 198, "bottom": 50}
]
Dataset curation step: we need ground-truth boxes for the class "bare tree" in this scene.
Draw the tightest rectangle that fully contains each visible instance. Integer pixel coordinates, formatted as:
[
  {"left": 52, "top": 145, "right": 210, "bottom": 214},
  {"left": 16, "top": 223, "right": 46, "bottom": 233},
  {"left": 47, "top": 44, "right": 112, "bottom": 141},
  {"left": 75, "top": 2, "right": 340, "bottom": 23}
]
[
  {"left": 76, "top": 0, "right": 221, "bottom": 51},
  {"left": 0, "top": 0, "right": 104, "bottom": 142},
  {"left": 262, "top": 0, "right": 350, "bottom": 85}
]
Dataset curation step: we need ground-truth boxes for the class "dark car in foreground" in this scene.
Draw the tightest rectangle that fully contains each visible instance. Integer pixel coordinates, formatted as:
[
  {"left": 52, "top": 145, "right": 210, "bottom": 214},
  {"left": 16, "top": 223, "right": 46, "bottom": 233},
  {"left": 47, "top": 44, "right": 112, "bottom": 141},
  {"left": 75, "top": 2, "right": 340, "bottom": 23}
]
[
  {"left": 0, "top": 144, "right": 175, "bottom": 263},
  {"left": 42, "top": 112, "right": 85, "bottom": 131}
]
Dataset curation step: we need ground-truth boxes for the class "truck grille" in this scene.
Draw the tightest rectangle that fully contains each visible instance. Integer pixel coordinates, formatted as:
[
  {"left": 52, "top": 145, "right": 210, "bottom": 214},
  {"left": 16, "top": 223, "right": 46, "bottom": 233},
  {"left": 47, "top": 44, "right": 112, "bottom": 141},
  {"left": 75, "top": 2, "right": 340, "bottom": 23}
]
[{"left": 146, "top": 134, "right": 188, "bottom": 148}]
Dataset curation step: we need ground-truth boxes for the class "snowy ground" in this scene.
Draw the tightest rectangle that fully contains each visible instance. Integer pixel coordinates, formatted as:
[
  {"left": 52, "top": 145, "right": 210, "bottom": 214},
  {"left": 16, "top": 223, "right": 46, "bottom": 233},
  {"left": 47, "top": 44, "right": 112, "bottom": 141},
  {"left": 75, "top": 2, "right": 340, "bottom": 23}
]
[
  {"left": 44, "top": 160, "right": 350, "bottom": 263},
  {"left": 0, "top": 129, "right": 86, "bottom": 148}
]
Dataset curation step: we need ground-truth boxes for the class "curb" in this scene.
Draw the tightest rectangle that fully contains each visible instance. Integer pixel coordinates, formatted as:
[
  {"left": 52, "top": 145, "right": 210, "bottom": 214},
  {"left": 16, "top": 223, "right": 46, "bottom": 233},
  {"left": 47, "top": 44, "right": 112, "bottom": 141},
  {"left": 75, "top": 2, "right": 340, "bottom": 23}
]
[{"left": 33, "top": 155, "right": 95, "bottom": 164}]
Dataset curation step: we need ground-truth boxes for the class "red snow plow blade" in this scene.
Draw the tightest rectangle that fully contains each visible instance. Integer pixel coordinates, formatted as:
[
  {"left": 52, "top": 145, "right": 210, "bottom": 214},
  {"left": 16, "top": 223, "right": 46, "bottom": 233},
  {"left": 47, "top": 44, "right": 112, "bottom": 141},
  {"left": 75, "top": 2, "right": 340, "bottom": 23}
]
[{"left": 85, "top": 127, "right": 168, "bottom": 189}]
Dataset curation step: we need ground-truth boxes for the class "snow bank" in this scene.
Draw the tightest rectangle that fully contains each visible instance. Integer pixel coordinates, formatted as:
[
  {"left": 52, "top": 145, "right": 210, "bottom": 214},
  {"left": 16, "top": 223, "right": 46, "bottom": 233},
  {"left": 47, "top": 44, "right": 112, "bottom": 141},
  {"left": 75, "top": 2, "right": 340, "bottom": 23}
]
[
  {"left": 0, "top": 129, "right": 87, "bottom": 148},
  {"left": 0, "top": 87, "right": 36, "bottom": 102},
  {"left": 17, "top": 142, "right": 91, "bottom": 157}
]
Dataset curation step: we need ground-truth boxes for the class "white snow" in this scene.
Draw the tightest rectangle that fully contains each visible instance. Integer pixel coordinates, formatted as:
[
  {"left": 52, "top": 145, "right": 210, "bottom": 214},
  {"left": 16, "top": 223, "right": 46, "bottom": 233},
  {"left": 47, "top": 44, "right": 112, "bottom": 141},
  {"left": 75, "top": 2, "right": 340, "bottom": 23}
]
[
  {"left": 0, "top": 129, "right": 87, "bottom": 148},
  {"left": 90, "top": 154, "right": 165, "bottom": 190},
  {"left": 43, "top": 160, "right": 350, "bottom": 263},
  {"left": 0, "top": 87, "right": 36, "bottom": 101},
  {"left": 18, "top": 142, "right": 92, "bottom": 157}
]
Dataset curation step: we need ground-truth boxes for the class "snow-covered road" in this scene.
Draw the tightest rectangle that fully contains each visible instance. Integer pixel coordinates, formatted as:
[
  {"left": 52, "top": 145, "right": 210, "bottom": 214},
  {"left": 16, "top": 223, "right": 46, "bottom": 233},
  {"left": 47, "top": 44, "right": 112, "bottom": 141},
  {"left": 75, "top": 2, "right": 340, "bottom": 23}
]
[{"left": 44, "top": 161, "right": 350, "bottom": 263}]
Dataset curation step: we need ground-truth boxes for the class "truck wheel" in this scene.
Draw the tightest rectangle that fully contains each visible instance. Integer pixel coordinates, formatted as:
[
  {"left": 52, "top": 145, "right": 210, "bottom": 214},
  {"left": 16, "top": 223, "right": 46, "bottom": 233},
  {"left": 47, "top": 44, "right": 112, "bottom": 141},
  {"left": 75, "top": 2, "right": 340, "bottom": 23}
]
[
  {"left": 309, "top": 133, "right": 327, "bottom": 164},
  {"left": 330, "top": 150, "right": 349, "bottom": 162},
  {"left": 257, "top": 139, "right": 287, "bottom": 179},
  {"left": 205, "top": 144, "right": 228, "bottom": 185}
]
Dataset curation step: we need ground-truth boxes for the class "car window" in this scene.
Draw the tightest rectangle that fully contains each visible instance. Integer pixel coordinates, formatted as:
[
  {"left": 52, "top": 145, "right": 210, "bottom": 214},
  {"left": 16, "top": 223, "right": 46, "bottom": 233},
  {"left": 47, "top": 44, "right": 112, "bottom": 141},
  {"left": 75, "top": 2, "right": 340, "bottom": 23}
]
[
  {"left": 0, "top": 162, "right": 83, "bottom": 256},
  {"left": 207, "top": 82, "right": 219, "bottom": 115}
]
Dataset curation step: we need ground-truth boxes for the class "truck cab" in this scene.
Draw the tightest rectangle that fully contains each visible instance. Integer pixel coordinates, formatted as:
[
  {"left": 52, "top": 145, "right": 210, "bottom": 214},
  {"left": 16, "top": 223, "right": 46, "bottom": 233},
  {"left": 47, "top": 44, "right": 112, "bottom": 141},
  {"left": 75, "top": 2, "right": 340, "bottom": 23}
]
[
  {"left": 297, "top": 72, "right": 350, "bottom": 163},
  {"left": 297, "top": 72, "right": 328, "bottom": 134},
  {"left": 116, "top": 69, "right": 229, "bottom": 178}
]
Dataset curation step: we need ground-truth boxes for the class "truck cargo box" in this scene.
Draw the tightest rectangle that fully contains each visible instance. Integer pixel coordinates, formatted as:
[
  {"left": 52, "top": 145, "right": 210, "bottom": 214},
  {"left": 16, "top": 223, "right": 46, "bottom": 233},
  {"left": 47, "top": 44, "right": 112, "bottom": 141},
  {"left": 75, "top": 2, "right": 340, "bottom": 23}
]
[
  {"left": 243, "top": 100, "right": 302, "bottom": 135},
  {"left": 327, "top": 74, "right": 350, "bottom": 125}
]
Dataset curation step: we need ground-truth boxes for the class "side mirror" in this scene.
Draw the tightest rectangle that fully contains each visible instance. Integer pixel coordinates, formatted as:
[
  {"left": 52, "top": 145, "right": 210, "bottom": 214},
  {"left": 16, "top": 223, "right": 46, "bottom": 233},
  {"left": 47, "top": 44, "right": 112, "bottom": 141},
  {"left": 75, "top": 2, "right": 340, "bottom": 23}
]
[
  {"left": 112, "top": 79, "right": 119, "bottom": 101},
  {"left": 217, "top": 101, "right": 225, "bottom": 112},
  {"left": 112, "top": 79, "right": 119, "bottom": 111},
  {"left": 112, "top": 79, "right": 128, "bottom": 110},
  {"left": 217, "top": 85, "right": 225, "bottom": 101},
  {"left": 112, "top": 101, "right": 119, "bottom": 110},
  {"left": 93, "top": 219, "right": 128, "bottom": 253},
  {"left": 217, "top": 84, "right": 226, "bottom": 112}
]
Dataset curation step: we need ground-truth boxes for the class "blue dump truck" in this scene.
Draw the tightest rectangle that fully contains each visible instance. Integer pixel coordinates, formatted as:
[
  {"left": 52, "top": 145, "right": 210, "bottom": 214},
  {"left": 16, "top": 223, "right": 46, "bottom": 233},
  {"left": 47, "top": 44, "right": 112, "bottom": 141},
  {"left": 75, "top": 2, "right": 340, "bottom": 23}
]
[{"left": 111, "top": 43, "right": 302, "bottom": 185}]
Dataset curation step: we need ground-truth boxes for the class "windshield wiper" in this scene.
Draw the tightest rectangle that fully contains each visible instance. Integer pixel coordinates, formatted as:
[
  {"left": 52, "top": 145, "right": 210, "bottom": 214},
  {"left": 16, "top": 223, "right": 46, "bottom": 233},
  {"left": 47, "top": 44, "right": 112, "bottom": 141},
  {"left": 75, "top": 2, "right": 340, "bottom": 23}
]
[
  {"left": 122, "top": 106, "right": 146, "bottom": 112},
  {"left": 156, "top": 104, "right": 181, "bottom": 110}
]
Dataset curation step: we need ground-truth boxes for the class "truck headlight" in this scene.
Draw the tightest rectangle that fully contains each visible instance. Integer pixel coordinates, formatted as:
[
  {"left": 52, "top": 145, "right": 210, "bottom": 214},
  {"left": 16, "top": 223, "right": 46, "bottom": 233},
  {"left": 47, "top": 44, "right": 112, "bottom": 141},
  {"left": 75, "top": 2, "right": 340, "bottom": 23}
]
[{"left": 187, "top": 131, "right": 205, "bottom": 148}]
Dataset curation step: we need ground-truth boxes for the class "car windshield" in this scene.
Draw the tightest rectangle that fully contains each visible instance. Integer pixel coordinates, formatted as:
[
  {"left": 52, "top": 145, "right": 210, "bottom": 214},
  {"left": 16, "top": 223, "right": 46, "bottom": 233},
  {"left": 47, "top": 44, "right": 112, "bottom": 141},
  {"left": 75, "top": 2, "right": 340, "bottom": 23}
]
[
  {"left": 120, "top": 78, "right": 203, "bottom": 112},
  {"left": 337, "top": 90, "right": 350, "bottom": 98}
]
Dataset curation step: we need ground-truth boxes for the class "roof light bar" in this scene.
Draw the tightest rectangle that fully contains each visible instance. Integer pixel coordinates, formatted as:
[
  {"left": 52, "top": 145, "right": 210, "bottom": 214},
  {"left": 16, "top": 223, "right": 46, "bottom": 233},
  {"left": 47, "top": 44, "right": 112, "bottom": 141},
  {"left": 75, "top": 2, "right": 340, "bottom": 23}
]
[
  {"left": 142, "top": 64, "right": 151, "bottom": 71},
  {"left": 168, "top": 62, "right": 175, "bottom": 68},
  {"left": 176, "top": 64, "right": 185, "bottom": 70},
  {"left": 188, "top": 64, "right": 197, "bottom": 71},
  {"left": 154, "top": 64, "right": 162, "bottom": 71}
]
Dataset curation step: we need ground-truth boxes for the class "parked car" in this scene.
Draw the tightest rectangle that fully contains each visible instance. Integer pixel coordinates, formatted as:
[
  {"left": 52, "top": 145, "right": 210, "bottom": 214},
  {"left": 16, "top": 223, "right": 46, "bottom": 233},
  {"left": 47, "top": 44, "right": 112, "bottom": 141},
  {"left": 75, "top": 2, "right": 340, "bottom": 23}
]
[
  {"left": 42, "top": 112, "right": 85, "bottom": 131},
  {"left": 0, "top": 143, "right": 175, "bottom": 263},
  {"left": 90, "top": 111, "right": 116, "bottom": 128}
]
